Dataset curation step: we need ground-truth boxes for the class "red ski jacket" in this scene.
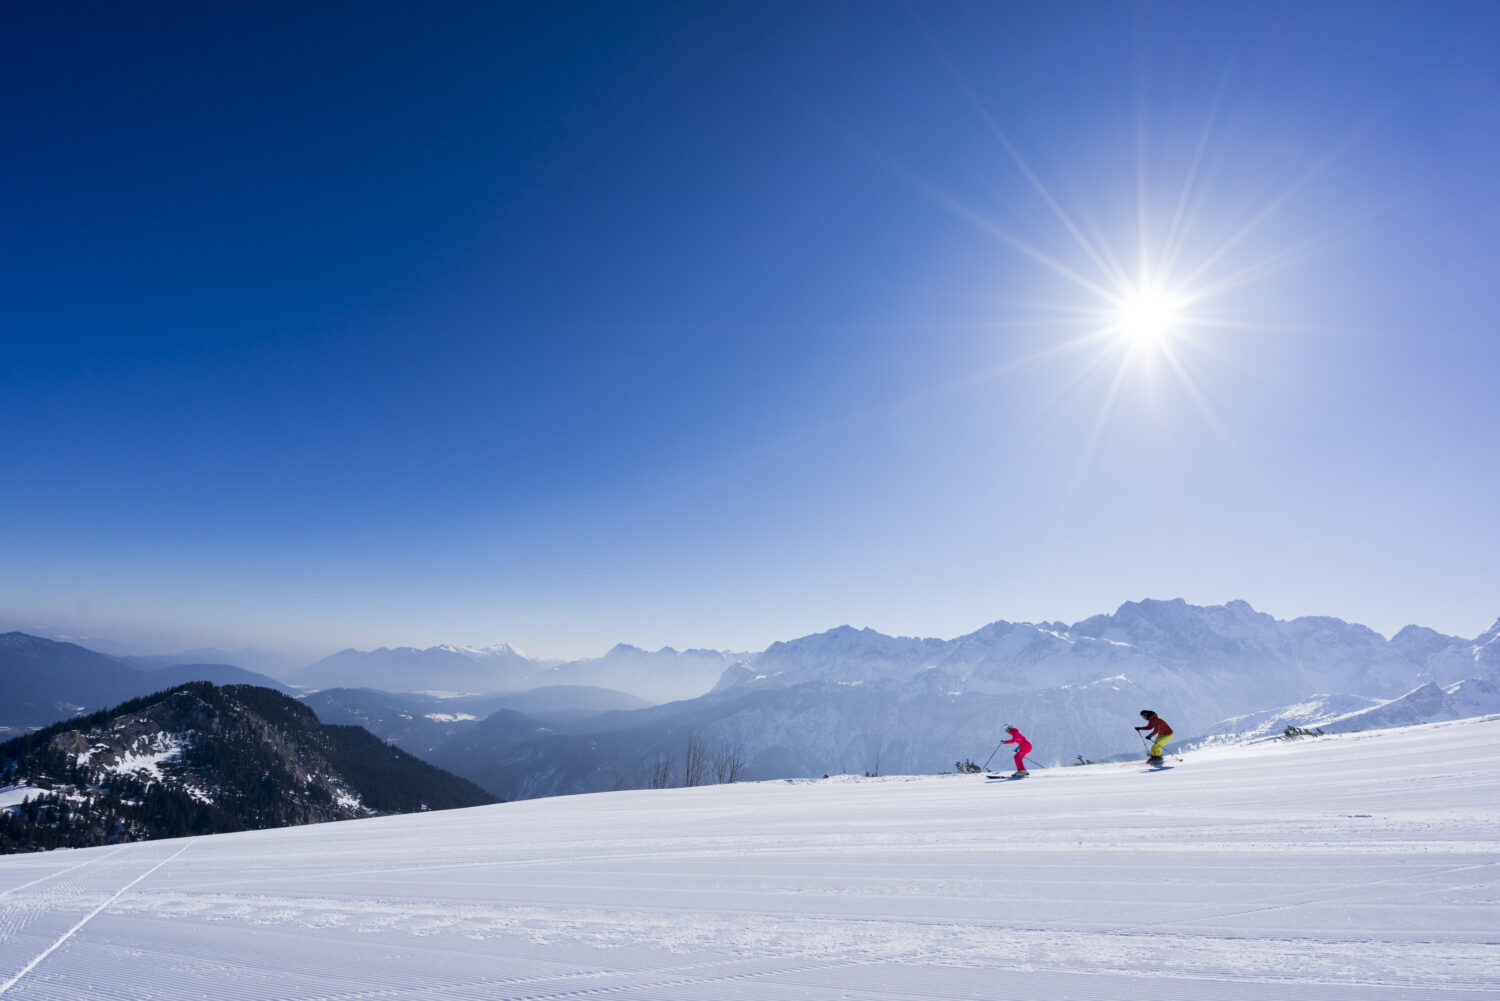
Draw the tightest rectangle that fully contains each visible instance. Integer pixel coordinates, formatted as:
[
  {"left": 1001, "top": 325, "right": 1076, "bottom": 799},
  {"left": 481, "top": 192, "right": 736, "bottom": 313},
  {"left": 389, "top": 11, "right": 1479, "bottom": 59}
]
[
  {"left": 1002, "top": 730, "right": 1032, "bottom": 754},
  {"left": 1138, "top": 716, "right": 1172, "bottom": 737}
]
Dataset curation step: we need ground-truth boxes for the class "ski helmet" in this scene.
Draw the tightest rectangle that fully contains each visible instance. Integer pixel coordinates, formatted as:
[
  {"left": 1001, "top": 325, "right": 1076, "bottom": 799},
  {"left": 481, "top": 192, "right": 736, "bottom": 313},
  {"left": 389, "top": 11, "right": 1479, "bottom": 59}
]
[
  {"left": 1139, "top": 709, "right": 1156, "bottom": 719},
  {"left": 1004, "top": 725, "right": 1017, "bottom": 733}
]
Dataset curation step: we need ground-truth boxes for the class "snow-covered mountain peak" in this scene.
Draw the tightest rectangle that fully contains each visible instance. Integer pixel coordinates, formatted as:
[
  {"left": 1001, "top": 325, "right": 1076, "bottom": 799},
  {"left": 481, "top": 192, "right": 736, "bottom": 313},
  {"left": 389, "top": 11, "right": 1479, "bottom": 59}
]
[
  {"left": 765, "top": 624, "right": 935, "bottom": 655},
  {"left": 1471, "top": 616, "right": 1500, "bottom": 679},
  {"left": 431, "top": 643, "right": 530, "bottom": 661},
  {"left": 706, "top": 599, "right": 1482, "bottom": 736},
  {"left": 1393, "top": 623, "right": 1452, "bottom": 644},
  {"left": 756, "top": 625, "right": 947, "bottom": 682},
  {"left": 329, "top": 643, "right": 531, "bottom": 663},
  {"left": 1065, "top": 598, "right": 1279, "bottom": 661},
  {"left": 956, "top": 618, "right": 1027, "bottom": 642},
  {"left": 1389, "top": 624, "right": 1468, "bottom": 665}
]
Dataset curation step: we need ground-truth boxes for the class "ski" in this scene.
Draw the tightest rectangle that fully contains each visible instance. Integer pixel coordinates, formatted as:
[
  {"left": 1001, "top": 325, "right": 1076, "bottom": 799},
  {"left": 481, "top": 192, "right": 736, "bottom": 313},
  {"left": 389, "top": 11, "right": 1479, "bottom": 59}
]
[
  {"left": 985, "top": 773, "right": 1029, "bottom": 780},
  {"left": 1120, "top": 757, "right": 1183, "bottom": 768}
]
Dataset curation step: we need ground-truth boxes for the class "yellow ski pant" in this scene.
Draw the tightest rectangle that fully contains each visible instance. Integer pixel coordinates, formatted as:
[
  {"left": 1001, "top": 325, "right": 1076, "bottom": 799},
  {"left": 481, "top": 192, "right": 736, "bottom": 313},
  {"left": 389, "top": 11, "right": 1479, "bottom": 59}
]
[{"left": 1150, "top": 733, "right": 1172, "bottom": 757}]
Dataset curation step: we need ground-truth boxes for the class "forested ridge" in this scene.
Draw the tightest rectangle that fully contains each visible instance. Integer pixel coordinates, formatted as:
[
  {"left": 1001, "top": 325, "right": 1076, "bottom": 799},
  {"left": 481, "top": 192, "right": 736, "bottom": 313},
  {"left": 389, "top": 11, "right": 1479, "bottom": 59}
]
[{"left": 0, "top": 682, "right": 495, "bottom": 853}]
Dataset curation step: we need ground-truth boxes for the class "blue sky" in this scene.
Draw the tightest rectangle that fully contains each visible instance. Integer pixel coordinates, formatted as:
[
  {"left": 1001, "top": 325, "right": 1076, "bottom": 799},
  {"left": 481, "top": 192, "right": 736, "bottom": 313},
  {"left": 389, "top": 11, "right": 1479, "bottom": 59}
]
[{"left": 3, "top": 1, "right": 1497, "bottom": 660}]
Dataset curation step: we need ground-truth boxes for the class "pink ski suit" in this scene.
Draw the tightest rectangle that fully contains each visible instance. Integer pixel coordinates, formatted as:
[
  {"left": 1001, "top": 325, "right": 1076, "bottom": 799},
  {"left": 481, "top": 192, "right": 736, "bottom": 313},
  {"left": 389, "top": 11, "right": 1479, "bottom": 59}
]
[{"left": 1002, "top": 727, "right": 1032, "bottom": 772}]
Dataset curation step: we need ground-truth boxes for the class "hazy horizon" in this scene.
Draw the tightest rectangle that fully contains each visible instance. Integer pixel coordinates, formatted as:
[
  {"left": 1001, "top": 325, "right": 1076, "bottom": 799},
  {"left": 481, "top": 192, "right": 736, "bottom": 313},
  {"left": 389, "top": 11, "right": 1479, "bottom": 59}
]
[{"left": 6, "top": 592, "right": 1496, "bottom": 670}]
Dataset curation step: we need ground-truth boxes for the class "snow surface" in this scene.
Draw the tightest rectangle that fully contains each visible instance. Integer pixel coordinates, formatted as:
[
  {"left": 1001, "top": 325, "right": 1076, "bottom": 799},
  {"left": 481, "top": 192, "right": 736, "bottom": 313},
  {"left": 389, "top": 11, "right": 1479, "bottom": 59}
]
[
  {"left": 0, "top": 788, "right": 46, "bottom": 812},
  {"left": 100, "top": 741, "right": 183, "bottom": 785},
  {"left": 1, "top": 717, "right": 1497, "bottom": 999}
]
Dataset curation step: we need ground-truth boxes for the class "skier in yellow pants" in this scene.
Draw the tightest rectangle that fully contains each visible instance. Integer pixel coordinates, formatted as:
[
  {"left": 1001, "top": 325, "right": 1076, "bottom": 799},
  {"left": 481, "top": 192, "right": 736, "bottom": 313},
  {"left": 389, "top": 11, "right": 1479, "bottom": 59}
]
[{"left": 1136, "top": 710, "right": 1173, "bottom": 765}]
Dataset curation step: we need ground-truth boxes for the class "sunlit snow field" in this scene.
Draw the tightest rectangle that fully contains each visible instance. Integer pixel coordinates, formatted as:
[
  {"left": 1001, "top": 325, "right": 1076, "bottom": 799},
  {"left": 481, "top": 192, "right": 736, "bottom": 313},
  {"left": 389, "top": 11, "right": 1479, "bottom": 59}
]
[{"left": 2, "top": 717, "right": 1497, "bottom": 999}]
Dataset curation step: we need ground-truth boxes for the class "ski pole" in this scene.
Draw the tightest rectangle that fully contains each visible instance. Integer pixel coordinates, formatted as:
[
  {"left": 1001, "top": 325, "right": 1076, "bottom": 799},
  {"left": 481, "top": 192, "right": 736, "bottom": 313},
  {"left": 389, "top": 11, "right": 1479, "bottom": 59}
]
[{"left": 981, "top": 738, "right": 1006, "bottom": 770}]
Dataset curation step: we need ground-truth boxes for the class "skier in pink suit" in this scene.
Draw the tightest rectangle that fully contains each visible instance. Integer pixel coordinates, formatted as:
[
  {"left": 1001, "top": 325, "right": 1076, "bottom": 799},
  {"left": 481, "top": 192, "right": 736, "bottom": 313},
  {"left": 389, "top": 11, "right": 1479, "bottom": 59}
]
[{"left": 1001, "top": 725, "right": 1032, "bottom": 777}]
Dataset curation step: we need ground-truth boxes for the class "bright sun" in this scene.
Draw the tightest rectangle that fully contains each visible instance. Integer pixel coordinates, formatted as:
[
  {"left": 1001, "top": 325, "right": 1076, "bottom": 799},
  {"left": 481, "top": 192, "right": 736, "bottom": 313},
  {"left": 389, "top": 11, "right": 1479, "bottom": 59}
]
[{"left": 1114, "top": 288, "right": 1182, "bottom": 347}]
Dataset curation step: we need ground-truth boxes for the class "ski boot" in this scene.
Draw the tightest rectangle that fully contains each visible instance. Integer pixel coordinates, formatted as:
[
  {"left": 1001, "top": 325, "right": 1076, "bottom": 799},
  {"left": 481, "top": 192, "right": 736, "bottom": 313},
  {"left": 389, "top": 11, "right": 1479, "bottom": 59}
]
[
  {"left": 1147, "top": 755, "right": 1164, "bottom": 766},
  {"left": 1012, "top": 769, "right": 1028, "bottom": 778}
]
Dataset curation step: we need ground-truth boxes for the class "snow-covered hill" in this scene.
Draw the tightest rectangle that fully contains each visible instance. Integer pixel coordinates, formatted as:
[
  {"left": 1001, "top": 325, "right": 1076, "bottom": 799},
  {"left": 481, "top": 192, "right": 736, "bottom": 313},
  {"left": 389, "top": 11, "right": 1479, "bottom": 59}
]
[
  {"left": 1, "top": 716, "right": 1495, "bottom": 998},
  {"left": 1191, "top": 678, "right": 1500, "bottom": 748},
  {"left": 1323, "top": 678, "right": 1500, "bottom": 732}
]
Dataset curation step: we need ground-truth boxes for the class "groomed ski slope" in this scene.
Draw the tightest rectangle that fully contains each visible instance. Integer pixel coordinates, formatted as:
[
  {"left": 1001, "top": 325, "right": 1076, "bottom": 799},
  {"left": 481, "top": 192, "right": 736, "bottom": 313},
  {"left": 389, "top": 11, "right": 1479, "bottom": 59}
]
[{"left": 1, "top": 717, "right": 1497, "bottom": 1000}]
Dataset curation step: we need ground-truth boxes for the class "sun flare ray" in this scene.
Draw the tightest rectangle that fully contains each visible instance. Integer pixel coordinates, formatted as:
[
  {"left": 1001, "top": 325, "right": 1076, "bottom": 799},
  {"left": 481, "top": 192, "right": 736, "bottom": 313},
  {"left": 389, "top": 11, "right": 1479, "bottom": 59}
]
[
  {"left": 913, "top": 13, "right": 1135, "bottom": 297},
  {"left": 899, "top": 166, "right": 1123, "bottom": 302},
  {"left": 1157, "top": 42, "right": 1240, "bottom": 281}
]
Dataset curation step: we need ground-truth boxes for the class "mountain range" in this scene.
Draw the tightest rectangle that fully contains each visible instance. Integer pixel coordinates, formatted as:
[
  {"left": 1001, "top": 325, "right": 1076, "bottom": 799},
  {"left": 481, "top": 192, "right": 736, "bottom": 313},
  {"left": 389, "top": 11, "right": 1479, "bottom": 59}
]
[
  {"left": 5, "top": 599, "right": 1497, "bottom": 806},
  {"left": 417, "top": 599, "right": 1500, "bottom": 799}
]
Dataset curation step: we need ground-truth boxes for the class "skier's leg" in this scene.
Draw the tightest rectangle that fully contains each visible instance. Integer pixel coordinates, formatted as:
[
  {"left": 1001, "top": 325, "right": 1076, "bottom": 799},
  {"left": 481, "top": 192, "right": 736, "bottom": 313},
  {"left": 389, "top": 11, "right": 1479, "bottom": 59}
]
[
  {"left": 1013, "top": 750, "right": 1026, "bottom": 772},
  {"left": 1151, "top": 734, "right": 1171, "bottom": 758}
]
